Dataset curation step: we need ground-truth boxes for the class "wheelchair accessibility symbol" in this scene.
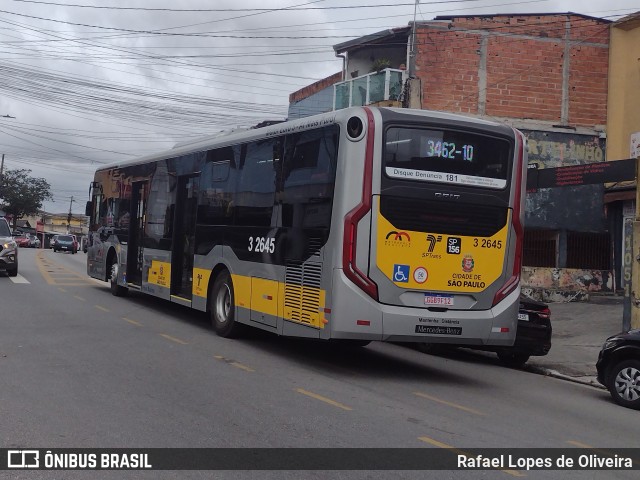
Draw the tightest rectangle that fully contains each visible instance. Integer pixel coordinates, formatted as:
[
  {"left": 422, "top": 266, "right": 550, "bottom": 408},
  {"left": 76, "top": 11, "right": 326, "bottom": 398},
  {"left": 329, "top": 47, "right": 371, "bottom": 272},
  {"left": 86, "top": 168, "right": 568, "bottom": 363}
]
[{"left": 393, "top": 264, "right": 410, "bottom": 283}]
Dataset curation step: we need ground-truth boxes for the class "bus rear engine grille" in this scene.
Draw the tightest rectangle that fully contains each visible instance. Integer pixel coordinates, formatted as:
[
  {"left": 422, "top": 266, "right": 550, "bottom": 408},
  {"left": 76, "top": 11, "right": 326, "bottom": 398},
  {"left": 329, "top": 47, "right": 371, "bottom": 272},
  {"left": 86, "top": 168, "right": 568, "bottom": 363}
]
[{"left": 285, "top": 261, "right": 322, "bottom": 326}]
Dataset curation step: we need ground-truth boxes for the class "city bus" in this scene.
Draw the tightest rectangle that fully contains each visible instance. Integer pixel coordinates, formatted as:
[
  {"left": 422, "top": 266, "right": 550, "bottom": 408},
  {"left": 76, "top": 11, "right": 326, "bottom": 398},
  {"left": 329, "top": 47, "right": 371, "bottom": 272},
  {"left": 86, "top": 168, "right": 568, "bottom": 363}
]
[{"left": 85, "top": 106, "right": 527, "bottom": 347}]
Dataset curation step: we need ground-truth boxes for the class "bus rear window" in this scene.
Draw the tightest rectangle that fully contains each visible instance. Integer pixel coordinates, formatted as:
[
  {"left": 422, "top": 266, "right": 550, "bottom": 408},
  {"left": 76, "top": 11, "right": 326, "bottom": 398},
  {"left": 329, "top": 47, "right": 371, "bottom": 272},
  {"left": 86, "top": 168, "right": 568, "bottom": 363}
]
[{"left": 383, "top": 127, "right": 511, "bottom": 189}]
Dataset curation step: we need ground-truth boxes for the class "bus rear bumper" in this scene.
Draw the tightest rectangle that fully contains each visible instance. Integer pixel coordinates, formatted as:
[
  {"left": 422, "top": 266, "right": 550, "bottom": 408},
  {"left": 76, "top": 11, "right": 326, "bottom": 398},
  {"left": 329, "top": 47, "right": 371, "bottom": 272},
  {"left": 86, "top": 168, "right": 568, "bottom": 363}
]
[{"left": 331, "top": 270, "right": 518, "bottom": 346}]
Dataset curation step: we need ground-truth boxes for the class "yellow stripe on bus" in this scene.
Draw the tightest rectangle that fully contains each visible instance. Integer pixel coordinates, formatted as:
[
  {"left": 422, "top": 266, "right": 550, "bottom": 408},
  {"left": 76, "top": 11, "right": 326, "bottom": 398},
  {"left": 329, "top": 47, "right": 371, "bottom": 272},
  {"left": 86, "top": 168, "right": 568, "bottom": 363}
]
[{"left": 149, "top": 264, "right": 328, "bottom": 329}]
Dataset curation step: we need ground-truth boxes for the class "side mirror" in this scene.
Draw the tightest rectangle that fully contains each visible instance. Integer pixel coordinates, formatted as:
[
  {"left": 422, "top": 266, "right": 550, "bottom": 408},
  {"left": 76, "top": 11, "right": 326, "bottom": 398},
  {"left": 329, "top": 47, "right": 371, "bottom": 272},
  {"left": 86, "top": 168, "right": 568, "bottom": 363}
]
[{"left": 85, "top": 200, "right": 93, "bottom": 217}]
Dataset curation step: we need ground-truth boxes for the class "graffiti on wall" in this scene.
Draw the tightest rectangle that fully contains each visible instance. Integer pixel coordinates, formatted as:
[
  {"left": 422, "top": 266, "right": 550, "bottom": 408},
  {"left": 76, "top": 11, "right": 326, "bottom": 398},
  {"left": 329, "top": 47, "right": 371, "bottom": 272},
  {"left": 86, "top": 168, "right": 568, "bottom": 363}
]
[
  {"left": 523, "top": 130, "right": 607, "bottom": 231},
  {"left": 527, "top": 136, "right": 605, "bottom": 169},
  {"left": 522, "top": 266, "right": 613, "bottom": 293}
]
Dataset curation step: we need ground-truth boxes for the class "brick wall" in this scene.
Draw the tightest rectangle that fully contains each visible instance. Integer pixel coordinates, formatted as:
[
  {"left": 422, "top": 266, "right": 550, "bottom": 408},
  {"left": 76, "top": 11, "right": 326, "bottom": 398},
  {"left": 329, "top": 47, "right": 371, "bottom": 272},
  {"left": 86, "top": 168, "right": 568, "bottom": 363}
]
[
  {"left": 418, "top": 30, "right": 481, "bottom": 113},
  {"left": 415, "top": 15, "right": 609, "bottom": 126},
  {"left": 289, "top": 72, "right": 342, "bottom": 104}
]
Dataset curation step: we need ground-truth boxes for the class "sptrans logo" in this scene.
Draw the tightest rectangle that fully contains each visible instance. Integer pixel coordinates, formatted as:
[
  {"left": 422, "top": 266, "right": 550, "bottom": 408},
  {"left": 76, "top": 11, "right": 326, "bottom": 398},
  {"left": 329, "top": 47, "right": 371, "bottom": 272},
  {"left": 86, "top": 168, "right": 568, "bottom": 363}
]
[
  {"left": 426, "top": 234, "right": 442, "bottom": 253},
  {"left": 385, "top": 231, "right": 411, "bottom": 247}
]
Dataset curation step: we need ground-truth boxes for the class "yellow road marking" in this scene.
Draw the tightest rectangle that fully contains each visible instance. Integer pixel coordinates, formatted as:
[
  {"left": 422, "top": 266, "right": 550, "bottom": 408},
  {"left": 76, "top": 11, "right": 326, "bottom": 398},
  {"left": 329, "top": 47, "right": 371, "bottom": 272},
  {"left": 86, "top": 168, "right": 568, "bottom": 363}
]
[
  {"left": 413, "top": 391, "right": 485, "bottom": 416},
  {"left": 95, "top": 305, "right": 109, "bottom": 312},
  {"left": 36, "top": 253, "right": 56, "bottom": 284},
  {"left": 214, "top": 355, "right": 255, "bottom": 372},
  {"left": 566, "top": 441, "right": 640, "bottom": 466},
  {"left": 122, "top": 317, "right": 142, "bottom": 326},
  {"left": 159, "top": 334, "right": 188, "bottom": 345},
  {"left": 418, "top": 436, "right": 525, "bottom": 477},
  {"left": 73, "top": 295, "right": 85, "bottom": 301},
  {"left": 35, "top": 250, "right": 95, "bottom": 286},
  {"left": 295, "top": 388, "right": 352, "bottom": 411}
]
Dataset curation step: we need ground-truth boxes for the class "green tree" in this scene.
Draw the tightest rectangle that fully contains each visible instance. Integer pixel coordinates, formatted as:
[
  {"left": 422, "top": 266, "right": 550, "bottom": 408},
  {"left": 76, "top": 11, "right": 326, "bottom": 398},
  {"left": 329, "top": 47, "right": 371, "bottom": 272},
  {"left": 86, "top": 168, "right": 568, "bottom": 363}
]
[{"left": 0, "top": 168, "right": 52, "bottom": 229}]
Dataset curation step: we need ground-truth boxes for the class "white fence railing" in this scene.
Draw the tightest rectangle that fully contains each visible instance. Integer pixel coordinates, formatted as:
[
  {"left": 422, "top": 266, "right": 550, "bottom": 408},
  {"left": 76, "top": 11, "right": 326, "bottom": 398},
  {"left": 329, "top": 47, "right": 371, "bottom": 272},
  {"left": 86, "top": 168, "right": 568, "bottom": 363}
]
[{"left": 333, "top": 68, "right": 405, "bottom": 110}]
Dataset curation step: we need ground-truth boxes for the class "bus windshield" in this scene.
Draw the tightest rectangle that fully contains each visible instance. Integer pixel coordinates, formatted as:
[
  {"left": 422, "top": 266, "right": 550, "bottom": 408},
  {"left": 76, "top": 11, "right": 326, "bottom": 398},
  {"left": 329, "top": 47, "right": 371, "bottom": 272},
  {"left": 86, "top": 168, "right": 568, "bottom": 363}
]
[{"left": 383, "top": 126, "right": 511, "bottom": 189}]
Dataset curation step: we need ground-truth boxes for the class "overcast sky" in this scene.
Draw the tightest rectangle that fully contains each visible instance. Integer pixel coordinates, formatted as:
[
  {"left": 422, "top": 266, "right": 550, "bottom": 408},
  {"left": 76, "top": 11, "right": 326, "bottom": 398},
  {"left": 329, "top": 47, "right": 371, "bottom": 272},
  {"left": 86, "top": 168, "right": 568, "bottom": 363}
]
[{"left": 0, "top": 0, "right": 637, "bottom": 215}]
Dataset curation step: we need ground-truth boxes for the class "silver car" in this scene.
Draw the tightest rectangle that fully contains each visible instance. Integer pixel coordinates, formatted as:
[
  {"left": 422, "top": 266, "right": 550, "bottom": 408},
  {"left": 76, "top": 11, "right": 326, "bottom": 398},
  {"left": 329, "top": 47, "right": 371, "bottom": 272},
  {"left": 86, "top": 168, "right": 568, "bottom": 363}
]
[{"left": 0, "top": 217, "right": 18, "bottom": 276}]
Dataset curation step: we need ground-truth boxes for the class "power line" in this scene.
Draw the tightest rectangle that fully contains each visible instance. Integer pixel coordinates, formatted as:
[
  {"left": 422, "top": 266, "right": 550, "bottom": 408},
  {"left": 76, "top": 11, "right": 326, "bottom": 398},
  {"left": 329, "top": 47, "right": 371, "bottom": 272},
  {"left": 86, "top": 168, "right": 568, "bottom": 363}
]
[{"left": 6, "top": 1, "right": 473, "bottom": 12}]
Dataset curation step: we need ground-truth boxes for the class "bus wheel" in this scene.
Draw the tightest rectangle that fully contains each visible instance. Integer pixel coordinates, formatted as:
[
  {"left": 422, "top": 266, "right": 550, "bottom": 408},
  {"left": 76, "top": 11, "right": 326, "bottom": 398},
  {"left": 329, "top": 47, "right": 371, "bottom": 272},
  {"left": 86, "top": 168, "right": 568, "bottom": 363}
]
[
  {"left": 110, "top": 261, "right": 128, "bottom": 297},
  {"left": 210, "top": 270, "right": 242, "bottom": 338}
]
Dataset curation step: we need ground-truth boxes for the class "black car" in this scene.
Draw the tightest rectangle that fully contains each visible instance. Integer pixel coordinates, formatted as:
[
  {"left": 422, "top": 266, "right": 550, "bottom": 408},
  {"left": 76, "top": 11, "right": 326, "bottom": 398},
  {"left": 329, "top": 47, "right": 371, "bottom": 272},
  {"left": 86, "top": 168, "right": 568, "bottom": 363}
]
[
  {"left": 596, "top": 330, "right": 640, "bottom": 410},
  {"left": 417, "top": 296, "right": 552, "bottom": 367},
  {"left": 53, "top": 234, "right": 77, "bottom": 254}
]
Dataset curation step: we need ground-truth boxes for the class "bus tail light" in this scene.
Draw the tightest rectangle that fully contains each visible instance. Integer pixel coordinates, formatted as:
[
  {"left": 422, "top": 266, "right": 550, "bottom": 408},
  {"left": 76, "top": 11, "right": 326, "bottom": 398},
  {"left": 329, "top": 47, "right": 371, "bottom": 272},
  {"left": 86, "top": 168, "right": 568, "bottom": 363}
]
[
  {"left": 493, "top": 130, "right": 525, "bottom": 307},
  {"left": 342, "top": 108, "right": 378, "bottom": 301},
  {"left": 343, "top": 214, "right": 379, "bottom": 301}
]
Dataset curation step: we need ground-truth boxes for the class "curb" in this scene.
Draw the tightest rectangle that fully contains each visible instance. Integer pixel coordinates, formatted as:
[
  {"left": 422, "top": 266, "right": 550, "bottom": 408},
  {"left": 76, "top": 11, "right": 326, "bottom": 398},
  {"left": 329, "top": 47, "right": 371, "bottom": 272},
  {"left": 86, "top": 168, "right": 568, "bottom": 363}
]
[{"left": 527, "top": 365, "right": 606, "bottom": 389}]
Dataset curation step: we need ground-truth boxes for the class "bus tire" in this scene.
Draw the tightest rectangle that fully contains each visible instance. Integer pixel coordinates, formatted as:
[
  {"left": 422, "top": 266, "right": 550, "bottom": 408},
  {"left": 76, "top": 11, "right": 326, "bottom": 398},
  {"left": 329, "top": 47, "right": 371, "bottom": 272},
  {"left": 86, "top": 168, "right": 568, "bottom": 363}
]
[
  {"left": 110, "top": 260, "right": 128, "bottom": 297},
  {"left": 210, "top": 270, "right": 242, "bottom": 338}
]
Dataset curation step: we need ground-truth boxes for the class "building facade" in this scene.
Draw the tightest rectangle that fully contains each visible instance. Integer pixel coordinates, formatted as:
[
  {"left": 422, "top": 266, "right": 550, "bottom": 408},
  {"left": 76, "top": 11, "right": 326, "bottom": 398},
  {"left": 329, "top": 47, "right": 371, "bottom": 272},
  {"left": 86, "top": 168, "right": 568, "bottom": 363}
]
[
  {"left": 603, "top": 12, "right": 640, "bottom": 297},
  {"left": 290, "top": 13, "right": 615, "bottom": 297},
  {"left": 22, "top": 211, "right": 88, "bottom": 248}
]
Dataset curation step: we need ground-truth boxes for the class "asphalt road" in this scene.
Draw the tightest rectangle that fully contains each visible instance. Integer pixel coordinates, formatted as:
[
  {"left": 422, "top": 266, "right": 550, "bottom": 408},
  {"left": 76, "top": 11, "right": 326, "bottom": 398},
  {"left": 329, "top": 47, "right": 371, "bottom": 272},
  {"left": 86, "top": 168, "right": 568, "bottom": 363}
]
[{"left": 1, "top": 248, "right": 639, "bottom": 480}]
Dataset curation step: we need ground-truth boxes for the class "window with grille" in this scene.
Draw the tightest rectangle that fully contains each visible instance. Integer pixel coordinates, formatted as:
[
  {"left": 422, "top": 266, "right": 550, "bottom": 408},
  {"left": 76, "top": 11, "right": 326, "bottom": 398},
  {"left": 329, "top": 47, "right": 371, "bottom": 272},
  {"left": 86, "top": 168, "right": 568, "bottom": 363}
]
[
  {"left": 566, "top": 232, "right": 611, "bottom": 270},
  {"left": 523, "top": 229, "right": 557, "bottom": 267}
]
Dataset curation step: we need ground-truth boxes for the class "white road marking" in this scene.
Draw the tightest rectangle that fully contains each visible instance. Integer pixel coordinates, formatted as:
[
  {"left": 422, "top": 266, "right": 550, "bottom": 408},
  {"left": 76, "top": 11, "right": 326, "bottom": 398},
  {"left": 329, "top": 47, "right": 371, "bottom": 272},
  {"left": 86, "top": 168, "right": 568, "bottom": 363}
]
[{"left": 9, "top": 274, "right": 30, "bottom": 284}]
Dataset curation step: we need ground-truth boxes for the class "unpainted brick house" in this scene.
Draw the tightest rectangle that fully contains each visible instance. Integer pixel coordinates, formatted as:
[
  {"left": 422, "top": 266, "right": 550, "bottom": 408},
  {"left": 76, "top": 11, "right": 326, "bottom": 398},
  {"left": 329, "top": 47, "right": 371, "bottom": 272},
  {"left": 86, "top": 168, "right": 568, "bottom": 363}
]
[{"left": 289, "top": 13, "right": 616, "bottom": 298}]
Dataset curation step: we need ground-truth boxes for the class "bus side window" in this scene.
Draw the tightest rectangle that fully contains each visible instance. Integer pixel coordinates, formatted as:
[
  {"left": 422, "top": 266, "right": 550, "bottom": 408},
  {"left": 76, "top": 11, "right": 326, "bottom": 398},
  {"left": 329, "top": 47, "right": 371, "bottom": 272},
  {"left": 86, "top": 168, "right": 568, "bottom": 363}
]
[
  {"left": 235, "top": 139, "right": 278, "bottom": 227},
  {"left": 199, "top": 147, "right": 237, "bottom": 225},
  {"left": 282, "top": 125, "right": 338, "bottom": 229}
]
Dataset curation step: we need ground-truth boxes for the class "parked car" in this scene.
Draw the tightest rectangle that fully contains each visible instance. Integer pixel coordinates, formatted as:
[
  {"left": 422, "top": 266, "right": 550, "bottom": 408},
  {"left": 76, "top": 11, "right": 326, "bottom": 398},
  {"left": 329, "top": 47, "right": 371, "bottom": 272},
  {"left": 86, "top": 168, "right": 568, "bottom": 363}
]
[
  {"left": 0, "top": 217, "right": 18, "bottom": 276},
  {"left": 596, "top": 329, "right": 640, "bottom": 410},
  {"left": 13, "top": 232, "right": 31, "bottom": 248},
  {"left": 417, "top": 295, "right": 552, "bottom": 367},
  {"left": 53, "top": 234, "right": 78, "bottom": 253},
  {"left": 50, "top": 235, "right": 58, "bottom": 248},
  {"left": 27, "top": 234, "right": 39, "bottom": 248}
]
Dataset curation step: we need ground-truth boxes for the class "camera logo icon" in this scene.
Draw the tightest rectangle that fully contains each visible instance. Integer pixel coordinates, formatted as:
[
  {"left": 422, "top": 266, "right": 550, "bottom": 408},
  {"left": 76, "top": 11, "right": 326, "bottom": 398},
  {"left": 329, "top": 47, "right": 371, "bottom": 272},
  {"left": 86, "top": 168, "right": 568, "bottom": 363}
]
[{"left": 7, "top": 450, "right": 39, "bottom": 468}]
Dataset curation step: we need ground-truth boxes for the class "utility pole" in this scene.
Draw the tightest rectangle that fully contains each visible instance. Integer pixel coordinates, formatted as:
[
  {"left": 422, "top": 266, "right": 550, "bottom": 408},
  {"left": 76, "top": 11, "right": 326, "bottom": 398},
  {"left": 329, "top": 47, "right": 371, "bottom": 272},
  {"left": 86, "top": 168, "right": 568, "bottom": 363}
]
[
  {"left": 1, "top": 114, "right": 17, "bottom": 191},
  {"left": 67, "top": 196, "right": 74, "bottom": 233},
  {"left": 409, "top": 0, "right": 419, "bottom": 76}
]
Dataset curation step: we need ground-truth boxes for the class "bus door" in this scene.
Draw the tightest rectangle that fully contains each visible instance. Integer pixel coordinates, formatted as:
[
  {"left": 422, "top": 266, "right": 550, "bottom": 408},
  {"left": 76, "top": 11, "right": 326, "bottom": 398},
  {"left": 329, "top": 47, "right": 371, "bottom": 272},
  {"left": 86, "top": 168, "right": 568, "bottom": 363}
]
[
  {"left": 171, "top": 175, "right": 199, "bottom": 299},
  {"left": 127, "top": 181, "right": 148, "bottom": 286}
]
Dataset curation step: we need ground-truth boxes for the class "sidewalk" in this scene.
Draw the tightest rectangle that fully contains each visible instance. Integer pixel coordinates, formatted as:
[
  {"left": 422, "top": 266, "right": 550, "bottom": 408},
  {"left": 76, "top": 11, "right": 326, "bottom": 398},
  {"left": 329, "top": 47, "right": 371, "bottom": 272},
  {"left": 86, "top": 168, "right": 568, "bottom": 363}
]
[{"left": 526, "top": 295, "right": 626, "bottom": 387}]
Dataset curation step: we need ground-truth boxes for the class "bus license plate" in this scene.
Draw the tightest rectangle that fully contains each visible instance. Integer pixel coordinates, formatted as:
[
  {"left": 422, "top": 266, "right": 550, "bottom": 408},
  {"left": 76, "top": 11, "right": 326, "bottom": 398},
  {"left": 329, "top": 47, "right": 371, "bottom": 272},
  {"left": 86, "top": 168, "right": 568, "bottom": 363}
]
[
  {"left": 415, "top": 325, "right": 462, "bottom": 335},
  {"left": 517, "top": 313, "right": 529, "bottom": 321},
  {"left": 424, "top": 294, "right": 454, "bottom": 306}
]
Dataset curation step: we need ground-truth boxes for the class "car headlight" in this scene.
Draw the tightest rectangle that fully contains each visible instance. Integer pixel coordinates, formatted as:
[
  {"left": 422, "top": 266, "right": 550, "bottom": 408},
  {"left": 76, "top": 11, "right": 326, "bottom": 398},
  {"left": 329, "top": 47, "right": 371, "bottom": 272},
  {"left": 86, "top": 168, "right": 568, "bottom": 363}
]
[{"left": 3, "top": 241, "right": 16, "bottom": 249}]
